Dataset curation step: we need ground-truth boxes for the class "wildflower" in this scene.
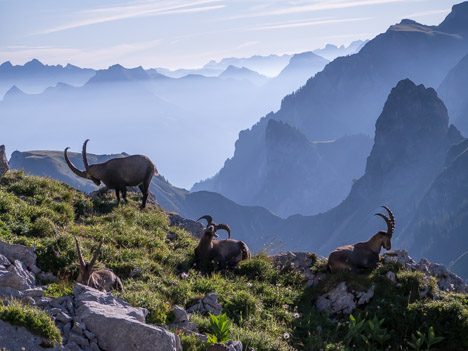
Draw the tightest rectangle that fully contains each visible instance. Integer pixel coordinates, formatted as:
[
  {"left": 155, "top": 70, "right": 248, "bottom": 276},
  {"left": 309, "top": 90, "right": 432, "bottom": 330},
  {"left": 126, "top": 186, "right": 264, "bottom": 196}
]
[
  {"left": 282, "top": 304, "right": 289, "bottom": 310},
  {"left": 180, "top": 272, "right": 189, "bottom": 279},
  {"left": 283, "top": 332, "right": 290, "bottom": 340},
  {"left": 293, "top": 312, "right": 301, "bottom": 319},
  {"left": 56, "top": 253, "right": 60, "bottom": 258},
  {"left": 353, "top": 345, "right": 356, "bottom": 348},
  {"left": 247, "top": 282, "right": 253, "bottom": 288},
  {"left": 276, "top": 283, "right": 282, "bottom": 287},
  {"left": 377, "top": 305, "right": 381, "bottom": 309}
]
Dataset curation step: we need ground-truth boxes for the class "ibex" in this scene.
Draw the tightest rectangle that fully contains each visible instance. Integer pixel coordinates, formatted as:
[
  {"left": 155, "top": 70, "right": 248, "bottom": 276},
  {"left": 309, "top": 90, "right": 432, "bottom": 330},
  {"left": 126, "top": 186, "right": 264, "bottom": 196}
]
[
  {"left": 74, "top": 236, "right": 123, "bottom": 292},
  {"left": 64, "top": 139, "right": 158, "bottom": 208},
  {"left": 195, "top": 215, "right": 251, "bottom": 270},
  {"left": 327, "top": 206, "right": 395, "bottom": 272}
]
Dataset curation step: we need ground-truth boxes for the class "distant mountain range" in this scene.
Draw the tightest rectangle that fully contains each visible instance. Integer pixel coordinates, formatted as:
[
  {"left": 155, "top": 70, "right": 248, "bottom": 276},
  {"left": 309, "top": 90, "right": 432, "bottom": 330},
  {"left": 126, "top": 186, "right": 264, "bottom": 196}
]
[
  {"left": 0, "top": 59, "right": 95, "bottom": 98},
  {"left": 194, "top": 3, "right": 468, "bottom": 217},
  {"left": 0, "top": 47, "right": 332, "bottom": 189},
  {"left": 312, "top": 40, "right": 368, "bottom": 61}
]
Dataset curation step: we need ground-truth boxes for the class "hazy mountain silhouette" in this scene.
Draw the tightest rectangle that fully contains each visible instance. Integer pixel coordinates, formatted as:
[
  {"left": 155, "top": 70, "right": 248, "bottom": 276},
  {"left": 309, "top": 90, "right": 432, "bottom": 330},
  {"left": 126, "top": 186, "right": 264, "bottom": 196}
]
[
  {"left": 218, "top": 65, "right": 270, "bottom": 86},
  {"left": 438, "top": 53, "right": 468, "bottom": 134},
  {"left": 193, "top": 120, "right": 372, "bottom": 217},
  {"left": 195, "top": 3, "right": 468, "bottom": 215},
  {"left": 0, "top": 59, "right": 95, "bottom": 98},
  {"left": 312, "top": 40, "right": 368, "bottom": 61},
  {"left": 1, "top": 48, "right": 335, "bottom": 188},
  {"left": 277, "top": 79, "right": 463, "bottom": 259}
]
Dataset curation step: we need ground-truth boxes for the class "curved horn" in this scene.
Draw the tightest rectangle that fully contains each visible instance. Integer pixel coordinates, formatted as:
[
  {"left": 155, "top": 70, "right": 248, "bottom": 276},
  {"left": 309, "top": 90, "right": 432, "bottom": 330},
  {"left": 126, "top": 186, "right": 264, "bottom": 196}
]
[
  {"left": 382, "top": 206, "right": 395, "bottom": 234},
  {"left": 375, "top": 212, "right": 393, "bottom": 237},
  {"left": 64, "top": 147, "right": 88, "bottom": 179},
  {"left": 74, "top": 236, "right": 86, "bottom": 268},
  {"left": 215, "top": 223, "right": 231, "bottom": 239},
  {"left": 197, "top": 215, "right": 213, "bottom": 226},
  {"left": 82, "top": 139, "right": 90, "bottom": 173},
  {"left": 89, "top": 238, "right": 104, "bottom": 270}
]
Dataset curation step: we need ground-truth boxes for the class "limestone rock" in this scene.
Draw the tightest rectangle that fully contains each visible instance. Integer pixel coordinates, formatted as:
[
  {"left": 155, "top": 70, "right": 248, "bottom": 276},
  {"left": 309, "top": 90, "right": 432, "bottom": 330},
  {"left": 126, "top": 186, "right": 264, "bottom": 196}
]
[
  {"left": 187, "top": 292, "right": 222, "bottom": 316},
  {"left": 168, "top": 214, "right": 204, "bottom": 238},
  {"left": 0, "top": 319, "right": 66, "bottom": 351},
  {"left": 74, "top": 284, "right": 181, "bottom": 351},
  {"left": 315, "top": 282, "right": 356, "bottom": 315},
  {"left": 0, "top": 145, "right": 8, "bottom": 179},
  {"left": 383, "top": 250, "right": 467, "bottom": 293},
  {"left": 0, "top": 240, "right": 37, "bottom": 270}
]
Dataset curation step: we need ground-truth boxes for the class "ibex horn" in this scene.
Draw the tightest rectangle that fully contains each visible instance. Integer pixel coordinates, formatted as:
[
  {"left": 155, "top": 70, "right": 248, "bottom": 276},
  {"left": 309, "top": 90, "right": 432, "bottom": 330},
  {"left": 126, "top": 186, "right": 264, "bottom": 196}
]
[
  {"left": 197, "top": 215, "right": 213, "bottom": 226},
  {"left": 215, "top": 224, "right": 231, "bottom": 239}
]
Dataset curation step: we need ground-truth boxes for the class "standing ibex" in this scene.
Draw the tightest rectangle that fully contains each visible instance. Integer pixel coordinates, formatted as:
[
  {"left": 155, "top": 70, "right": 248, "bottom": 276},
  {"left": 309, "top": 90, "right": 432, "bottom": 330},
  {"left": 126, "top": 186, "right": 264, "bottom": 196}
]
[
  {"left": 74, "top": 236, "right": 123, "bottom": 292},
  {"left": 327, "top": 206, "right": 395, "bottom": 272},
  {"left": 64, "top": 139, "right": 158, "bottom": 208},
  {"left": 195, "top": 215, "right": 251, "bottom": 270}
]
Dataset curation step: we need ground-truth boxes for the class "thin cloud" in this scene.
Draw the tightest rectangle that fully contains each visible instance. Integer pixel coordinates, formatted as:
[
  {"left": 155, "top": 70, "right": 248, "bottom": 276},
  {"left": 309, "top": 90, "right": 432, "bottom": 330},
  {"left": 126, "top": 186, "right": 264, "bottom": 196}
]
[
  {"left": 222, "top": 0, "right": 412, "bottom": 21},
  {"left": 403, "top": 8, "right": 450, "bottom": 18},
  {"left": 36, "top": 0, "right": 225, "bottom": 35},
  {"left": 251, "top": 17, "right": 372, "bottom": 31}
]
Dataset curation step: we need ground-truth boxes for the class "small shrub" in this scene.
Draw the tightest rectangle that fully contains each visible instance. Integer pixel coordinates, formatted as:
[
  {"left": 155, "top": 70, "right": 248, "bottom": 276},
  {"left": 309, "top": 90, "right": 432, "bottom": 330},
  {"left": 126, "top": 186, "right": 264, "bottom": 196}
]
[{"left": 0, "top": 299, "right": 62, "bottom": 345}]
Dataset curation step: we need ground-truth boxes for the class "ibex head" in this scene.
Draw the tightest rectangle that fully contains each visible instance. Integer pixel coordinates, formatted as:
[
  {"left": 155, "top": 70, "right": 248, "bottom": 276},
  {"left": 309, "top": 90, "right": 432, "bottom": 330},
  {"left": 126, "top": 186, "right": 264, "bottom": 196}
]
[
  {"left": 374, "top": 205, "right": 395, "bottom": 250},
  {"left": 74, "top": 236, "right": 104, "bottom": 284},
  {"left": 64, "top": 139, "right": 101, "bottom": 186},
  {"left": 197, "top": 215, "right": 231, "bottom": 239}
]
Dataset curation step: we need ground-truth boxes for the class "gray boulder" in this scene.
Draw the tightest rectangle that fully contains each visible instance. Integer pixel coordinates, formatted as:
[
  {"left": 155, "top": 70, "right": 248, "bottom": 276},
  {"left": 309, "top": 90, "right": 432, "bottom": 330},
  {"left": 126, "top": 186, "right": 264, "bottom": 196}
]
[
  {"left": 74, "top": 284, "right": 181, "bottom": 351},
  {"left": 315, "top": 282, "right": 356, "bottom": 315},
  {"left": 0, "top": 145, "right": 8, "bottom": 179},
  {"left": 187, "top": 292, "right": 222, "bottom": 316},
  {"left": 0, "top": 240, "right": 38, "bottom": 270},
  {"left": 0, "top": 319, "right": 66, "bottom": 351}
]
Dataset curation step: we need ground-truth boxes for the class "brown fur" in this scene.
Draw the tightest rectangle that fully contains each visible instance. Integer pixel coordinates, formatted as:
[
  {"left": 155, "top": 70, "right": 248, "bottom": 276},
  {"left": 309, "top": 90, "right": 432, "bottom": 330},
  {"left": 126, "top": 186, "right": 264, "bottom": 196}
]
[
  {"left": 195, "top": 216, "right": 251, "bottom": 270},
  {"left": 74, "top": 236, "right": 123, "bottom": 292},
  {"left": 327, "top": 206, "right": 395, "bottom": 273},
  {"left": 64, "top": 139, "right": 158, "bottom": 208}
]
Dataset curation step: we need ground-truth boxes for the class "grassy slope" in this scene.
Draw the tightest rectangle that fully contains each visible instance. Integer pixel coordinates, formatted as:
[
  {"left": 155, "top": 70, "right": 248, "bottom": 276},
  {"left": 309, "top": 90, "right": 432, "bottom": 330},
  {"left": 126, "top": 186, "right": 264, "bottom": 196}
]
[{"left": 0, "top": 171, "right": 467, "bottom": 351}]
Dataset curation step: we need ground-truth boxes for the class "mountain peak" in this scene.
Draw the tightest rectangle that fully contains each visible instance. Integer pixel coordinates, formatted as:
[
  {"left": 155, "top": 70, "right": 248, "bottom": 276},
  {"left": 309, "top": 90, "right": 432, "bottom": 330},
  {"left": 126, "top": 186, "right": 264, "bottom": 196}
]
[
  {"left": 3, "top": 85, "right": 25, "bottom": 99},
  {"left": 88, "top": 64, "right": 149, "bottom": 84},
  {"left": 366, "top": 78, "right": 450, "bottom": 177},
  {"left": 24, "top": 59, "right": 44, "bottom": 68},
  {"left": 438, "top": 1, "right": 468, "bottom": 33}
]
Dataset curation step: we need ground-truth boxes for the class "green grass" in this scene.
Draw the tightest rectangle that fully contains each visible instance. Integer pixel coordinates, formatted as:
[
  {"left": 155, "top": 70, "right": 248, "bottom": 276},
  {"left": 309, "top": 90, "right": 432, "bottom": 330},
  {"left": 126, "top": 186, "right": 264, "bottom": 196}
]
[
  {"left": 1, "top": 171, "right": 468, "bottom": 350},
  {"left": 0, "top": 299, "right": 62, "bottom": 346}
]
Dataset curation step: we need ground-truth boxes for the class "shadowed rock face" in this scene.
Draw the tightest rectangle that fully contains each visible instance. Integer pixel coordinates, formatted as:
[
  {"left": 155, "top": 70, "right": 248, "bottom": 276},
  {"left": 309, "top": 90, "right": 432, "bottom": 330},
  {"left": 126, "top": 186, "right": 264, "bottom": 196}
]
[{"left": 0, "top": 145, "right": 9, "bottom": 178}]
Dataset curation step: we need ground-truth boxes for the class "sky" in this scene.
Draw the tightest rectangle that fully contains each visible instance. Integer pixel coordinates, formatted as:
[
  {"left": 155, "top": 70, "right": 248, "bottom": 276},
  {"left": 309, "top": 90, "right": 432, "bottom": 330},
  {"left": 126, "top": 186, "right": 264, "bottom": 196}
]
[{"left": 0, "top": 0, "right": 460, "bottom": 70}]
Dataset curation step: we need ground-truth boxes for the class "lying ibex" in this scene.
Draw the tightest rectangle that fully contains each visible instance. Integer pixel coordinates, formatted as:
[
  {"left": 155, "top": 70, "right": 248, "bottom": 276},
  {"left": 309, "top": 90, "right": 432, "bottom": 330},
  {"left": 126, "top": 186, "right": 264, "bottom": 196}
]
[
  {"left": 74, "top": 236, "right": 123, "bottom": 292},
  {"left": 64, "top": 139, "right": 158, "bottom": 208},
  {"left": 327, "top": 206, "right": 395, "bottom": 272},
  {"left": 195, "top": 215, "right": 251, "bottom": 270}
]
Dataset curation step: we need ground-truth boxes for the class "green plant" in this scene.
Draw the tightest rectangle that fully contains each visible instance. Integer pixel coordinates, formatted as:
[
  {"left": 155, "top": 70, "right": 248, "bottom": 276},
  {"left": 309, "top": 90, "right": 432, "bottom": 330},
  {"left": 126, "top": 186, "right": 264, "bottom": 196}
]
[
  {"left": 343, "top": 313, "right": 390, "bottom": 350},
  {"left": 344, "top": 314, "right": 366, "bottom": 346},
  {"left": 0, "top": 299, "right": 62, "bottom": 345},
  {"left": 207, "top": 313, "right": 231, "bottom": 344},
  {"left": 408, "top": 326, "right": 445, "bottom": 351}
]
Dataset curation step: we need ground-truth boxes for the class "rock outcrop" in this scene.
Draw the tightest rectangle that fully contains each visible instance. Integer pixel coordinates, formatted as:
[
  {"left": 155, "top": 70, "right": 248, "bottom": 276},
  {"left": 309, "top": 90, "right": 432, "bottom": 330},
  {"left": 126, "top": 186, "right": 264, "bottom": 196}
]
[
  {"left": 383, "top": 250, "right": 467, "bottom": 293},
  {"left": 0, "top": 145, "right": 8, "bottom": 178},
  {"left": 74, "top": 284, "right": 181, "bottom": 351},
  {"left": 0, "top": 240, "right": 182, "bottom": 351},
  {"left": 0, "top": 319, "right": 67, "bottom": 351}
]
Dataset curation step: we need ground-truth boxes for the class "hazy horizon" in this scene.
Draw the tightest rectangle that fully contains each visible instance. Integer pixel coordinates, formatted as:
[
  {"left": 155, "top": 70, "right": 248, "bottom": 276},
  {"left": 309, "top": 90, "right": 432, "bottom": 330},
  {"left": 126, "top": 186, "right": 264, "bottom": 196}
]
[{"left": 1, "top": 0, "right": 458, "bottom": 69}]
